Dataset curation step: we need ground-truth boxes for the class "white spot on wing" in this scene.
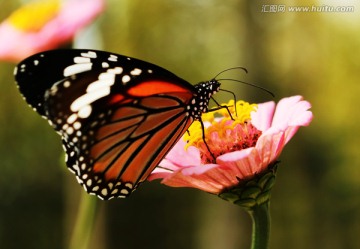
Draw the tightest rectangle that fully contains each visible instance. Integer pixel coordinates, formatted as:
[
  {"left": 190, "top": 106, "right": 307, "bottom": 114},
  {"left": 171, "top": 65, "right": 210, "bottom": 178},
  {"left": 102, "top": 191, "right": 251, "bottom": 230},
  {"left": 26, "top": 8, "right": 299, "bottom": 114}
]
[
  {"left": 69, "top": 66, "right": 123, "bottom": 119},
  {"left": 101, "top": 188, "right": 108, "bottom": 196},
  {"left": 108, "top": 67, "right": 123, "bottom": 74},
  {"left": 71, "top": 90, "right": 102, "bottom": 112},
  {"left": 130, "top": 68, "right": 142, "bottom": 76},
  {"left": 67, "top": 113, "right": 77, "bottom": 124},
  {"left": 78, "top": 106, "right": 92, "bottom": 118},
  {"left": 76, "top": 176, "right": 83, "bottom": 184},
  {"left": 108, "top": 54, "right": 118, "bottom": 61},
  {"left": 73, "top": 121, "right": 81, "bottom": 130},
  {"left": 122, "top": 75, "right": 131, "bottom": 83},
  {"left": 125, "top": 183, "right": 133, "bottom": 189},
  {"left": 85, "top": 66, "right": 123, "bottom": 93},
  {"left": 81, "top": 51, "right": 97, "bottom": 58},
  {"left": 63, "top": 81, "right": 71, "bottom": 88},
  {"left": 64, "top": 63, "right": 92, "bottom": 76},
  {"left": 121, "top": 189, "right": 129, "bottom": 195},
  {"left": 87, "top": 76, "right": 114, "bottom": 92},
  {"left": 66, "top": 127, "right": 74, "bottom": 134},
  {"left": 74, "top": 56, "right": 91, "bottom": 63}
]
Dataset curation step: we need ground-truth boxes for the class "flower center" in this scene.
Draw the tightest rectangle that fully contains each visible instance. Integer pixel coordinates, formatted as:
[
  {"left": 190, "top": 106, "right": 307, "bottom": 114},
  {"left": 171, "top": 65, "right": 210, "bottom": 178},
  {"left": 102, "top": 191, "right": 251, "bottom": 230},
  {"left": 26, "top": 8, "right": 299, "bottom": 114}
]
[
  {"left": 8, "top": 0, "right": 60, "bottom": 32},
  {"left": 185, "top": 100, "right": 262, "bottom": 164}
]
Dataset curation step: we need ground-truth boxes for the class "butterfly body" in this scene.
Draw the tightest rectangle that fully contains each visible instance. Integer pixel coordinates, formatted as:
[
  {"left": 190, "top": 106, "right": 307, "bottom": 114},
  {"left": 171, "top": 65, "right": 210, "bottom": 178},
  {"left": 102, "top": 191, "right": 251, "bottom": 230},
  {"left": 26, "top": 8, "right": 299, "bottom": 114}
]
[{"left": 15, "top": 49, "right": 220, "bottom": 200}]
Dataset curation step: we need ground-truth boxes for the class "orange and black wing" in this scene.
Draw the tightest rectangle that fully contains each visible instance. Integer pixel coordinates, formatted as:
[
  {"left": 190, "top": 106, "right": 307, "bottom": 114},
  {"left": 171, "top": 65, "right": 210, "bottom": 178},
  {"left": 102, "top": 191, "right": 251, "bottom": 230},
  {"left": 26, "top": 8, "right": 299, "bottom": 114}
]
[{"left": 15, "top": 49, "right": 197, "bottom": 200}]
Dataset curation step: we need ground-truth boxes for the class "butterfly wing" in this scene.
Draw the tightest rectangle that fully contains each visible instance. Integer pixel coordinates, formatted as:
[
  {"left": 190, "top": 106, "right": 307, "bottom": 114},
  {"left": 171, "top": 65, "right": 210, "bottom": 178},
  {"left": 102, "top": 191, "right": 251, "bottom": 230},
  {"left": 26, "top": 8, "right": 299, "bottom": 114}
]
[{"left": 15, "top": 49, "right": 196, "bottom": 200}]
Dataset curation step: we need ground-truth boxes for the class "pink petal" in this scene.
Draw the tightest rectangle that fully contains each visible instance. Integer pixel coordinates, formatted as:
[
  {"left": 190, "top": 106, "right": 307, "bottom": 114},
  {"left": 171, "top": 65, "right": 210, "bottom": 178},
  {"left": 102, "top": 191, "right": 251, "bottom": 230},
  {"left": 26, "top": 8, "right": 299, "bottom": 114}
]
[
  {"left": 255, "top": 128, "right": 286, "bottom": 166},
  {"left": 272, "top": 95, "right": 313, "bottom": 130},
  {"left": 152, "top": 163, "right": 245, "bottom": 194},
  {"left": 148, "top": 155, "right": 204, "bottom": 181},
  {"left": 159, "top": 164, "right": 225, "bottom": 193},
  {"left": 148, "top": 140, "right": 202, "bottom": 180},
  {"left": 217, "top": 147, "right": 263, "bottom": 179},
  {"left": 271, "top": 96, "right": 313, "bottom": 143},
  {"left": 159, "top": 139, "right": 201, "bottom": 168},
  {"left": 219, "top": 128, "right": 285, "bottom": 173},
  {"left": 147, "top": 168, "right": 175, "bottom": 181},
  {"left": 251, "top": 101, "right": 275, "bottom": 131}
]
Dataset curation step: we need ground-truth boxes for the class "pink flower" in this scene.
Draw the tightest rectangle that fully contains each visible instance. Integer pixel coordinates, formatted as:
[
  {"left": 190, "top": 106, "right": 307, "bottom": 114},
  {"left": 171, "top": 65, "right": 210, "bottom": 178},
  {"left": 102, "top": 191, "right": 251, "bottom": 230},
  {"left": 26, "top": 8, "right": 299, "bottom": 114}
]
[
  {"left": 0, "top": 0, "right": 105, "bottom": 62},
  {"left": 149, "top": 95, "right": 313, "bottom": 194}
]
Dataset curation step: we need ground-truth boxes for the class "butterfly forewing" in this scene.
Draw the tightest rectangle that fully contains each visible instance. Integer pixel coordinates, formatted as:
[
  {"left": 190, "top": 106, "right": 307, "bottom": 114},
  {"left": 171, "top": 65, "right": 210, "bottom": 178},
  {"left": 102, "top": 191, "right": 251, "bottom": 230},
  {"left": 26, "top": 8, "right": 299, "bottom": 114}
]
[{"left": 15, "top": 49, "right": 191, "bottom": 115}]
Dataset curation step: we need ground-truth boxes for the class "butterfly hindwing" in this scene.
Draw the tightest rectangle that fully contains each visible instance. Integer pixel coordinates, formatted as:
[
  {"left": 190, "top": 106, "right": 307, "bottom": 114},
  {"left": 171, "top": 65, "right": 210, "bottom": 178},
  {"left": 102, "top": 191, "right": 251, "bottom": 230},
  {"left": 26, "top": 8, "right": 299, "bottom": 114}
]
[{"left": 47, "top": 72, "right": 194, "bottom": 199}]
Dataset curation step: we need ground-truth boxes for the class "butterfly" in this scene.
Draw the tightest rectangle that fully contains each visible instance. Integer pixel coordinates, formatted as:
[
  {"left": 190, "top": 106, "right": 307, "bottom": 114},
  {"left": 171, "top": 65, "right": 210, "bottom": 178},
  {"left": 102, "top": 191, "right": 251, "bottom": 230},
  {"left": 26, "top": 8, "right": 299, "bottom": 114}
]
[{"left": 14, "top": 49, "right": 224, "bottom": 200}]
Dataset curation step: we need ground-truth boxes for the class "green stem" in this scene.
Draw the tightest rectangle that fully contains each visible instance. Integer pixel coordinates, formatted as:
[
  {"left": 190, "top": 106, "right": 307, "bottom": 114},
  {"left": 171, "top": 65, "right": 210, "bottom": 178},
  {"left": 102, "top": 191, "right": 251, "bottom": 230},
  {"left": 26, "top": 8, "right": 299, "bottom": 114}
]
[
  {"left": 68, "top": 193, "right": 98, "bottom": 249},
  {"left": 248, "top": 202, "right": 271, "bottom": 249}
]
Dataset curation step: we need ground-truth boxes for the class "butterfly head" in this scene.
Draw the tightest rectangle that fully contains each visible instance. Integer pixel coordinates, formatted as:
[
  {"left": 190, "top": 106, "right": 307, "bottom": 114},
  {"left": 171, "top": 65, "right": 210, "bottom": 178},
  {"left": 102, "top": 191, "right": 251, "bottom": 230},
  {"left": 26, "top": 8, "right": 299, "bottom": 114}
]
[{"left": 189, "top": 79, "right": 220, "bottom": 120}]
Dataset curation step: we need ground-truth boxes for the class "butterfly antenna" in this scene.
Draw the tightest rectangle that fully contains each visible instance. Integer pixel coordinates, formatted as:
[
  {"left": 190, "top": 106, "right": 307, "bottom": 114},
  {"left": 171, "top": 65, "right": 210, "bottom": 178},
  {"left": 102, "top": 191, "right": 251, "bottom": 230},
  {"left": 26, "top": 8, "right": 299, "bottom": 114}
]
[
  {"left": 217, "top": 78, "right": 275, "bottom": 97},
  {"left": 213, "top": 67, "right": 248, "bottom": 79}
]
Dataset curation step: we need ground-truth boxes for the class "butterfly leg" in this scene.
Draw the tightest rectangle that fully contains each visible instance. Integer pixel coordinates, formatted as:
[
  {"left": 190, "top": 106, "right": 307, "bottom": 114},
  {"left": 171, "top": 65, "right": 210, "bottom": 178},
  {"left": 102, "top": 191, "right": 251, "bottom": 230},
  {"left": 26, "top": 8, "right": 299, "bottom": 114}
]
[
  {"left": 199, "top": 117, "right": 216, "bottom": 161},
  {"left": 209, "top": 97, "right": 235, "bottom": 120}
]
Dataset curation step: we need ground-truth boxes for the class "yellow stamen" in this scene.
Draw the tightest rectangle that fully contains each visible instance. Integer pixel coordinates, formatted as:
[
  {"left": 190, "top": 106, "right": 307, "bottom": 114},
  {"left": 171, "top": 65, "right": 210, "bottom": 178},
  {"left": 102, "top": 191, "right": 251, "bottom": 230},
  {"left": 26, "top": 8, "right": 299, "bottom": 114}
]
[
  {"left": 8, "top": 0, "right": 60, "bottom": 32},
  {"left": 184, "top": 100, "right": 258, "bottom": 150}
]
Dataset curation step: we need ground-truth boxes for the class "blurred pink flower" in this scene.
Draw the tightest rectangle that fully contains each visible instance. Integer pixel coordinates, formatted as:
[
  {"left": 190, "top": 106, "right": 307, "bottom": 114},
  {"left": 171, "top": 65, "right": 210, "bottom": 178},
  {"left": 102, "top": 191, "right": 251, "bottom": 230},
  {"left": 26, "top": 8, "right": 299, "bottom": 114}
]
[
  {"left": 0, "top": 0, "right": 105, "bottom": 62},
  {"left": 149, "top": 95, "right": 313, "bottom": 194}
]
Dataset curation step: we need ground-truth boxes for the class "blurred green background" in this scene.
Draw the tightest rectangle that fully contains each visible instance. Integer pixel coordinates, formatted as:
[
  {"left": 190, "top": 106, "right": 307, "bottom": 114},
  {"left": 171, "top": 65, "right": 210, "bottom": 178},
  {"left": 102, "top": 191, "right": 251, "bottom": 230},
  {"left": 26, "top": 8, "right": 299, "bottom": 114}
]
[{"left": 1, "top": 0, "right": 359, "bottom": 248}]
